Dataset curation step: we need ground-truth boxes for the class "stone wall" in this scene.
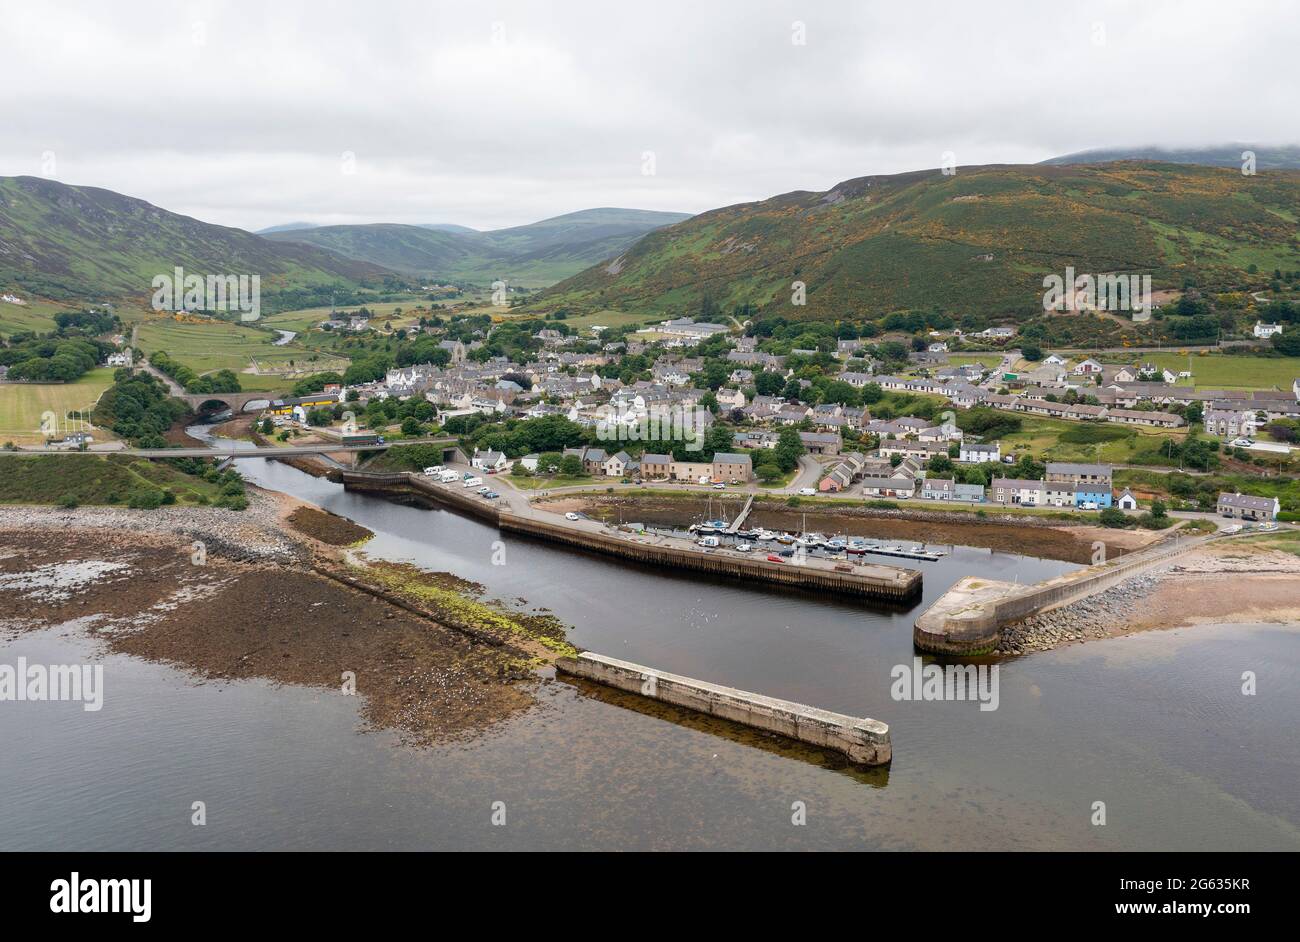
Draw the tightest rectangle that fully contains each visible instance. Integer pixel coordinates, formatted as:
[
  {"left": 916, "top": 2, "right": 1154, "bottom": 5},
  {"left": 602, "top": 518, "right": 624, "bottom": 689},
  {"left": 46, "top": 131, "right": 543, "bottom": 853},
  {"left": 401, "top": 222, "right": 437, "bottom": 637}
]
[{"left": 557, "top": 652, "right": 891, "bottom": 766}]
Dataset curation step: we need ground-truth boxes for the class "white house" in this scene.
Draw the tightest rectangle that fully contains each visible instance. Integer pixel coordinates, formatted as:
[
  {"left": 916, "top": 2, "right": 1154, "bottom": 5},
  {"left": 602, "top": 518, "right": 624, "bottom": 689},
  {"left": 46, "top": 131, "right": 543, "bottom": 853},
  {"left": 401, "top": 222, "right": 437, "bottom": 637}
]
[
  {"left": 471, "top": 449, "right": 509, "bottom": 472},
  {"left": 1116, "top": 488, "right": 1138, "bottom": 510},
  {"left": 1253, "top": 321, "right": 1284, "bottom": 339},
  {"left": 958, "top": 442, "right": 1001, "bottom": 464},
  {"left": 602, "top": 450, "right": 632, "bottom": 477}
]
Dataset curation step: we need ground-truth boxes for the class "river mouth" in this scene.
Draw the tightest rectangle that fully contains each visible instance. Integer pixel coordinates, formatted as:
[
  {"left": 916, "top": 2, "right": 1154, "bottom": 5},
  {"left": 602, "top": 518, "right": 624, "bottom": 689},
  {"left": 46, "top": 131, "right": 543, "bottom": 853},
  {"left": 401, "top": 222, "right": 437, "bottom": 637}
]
[{"left": 2, "top": 433, "right": 1297, "bottom": 851}]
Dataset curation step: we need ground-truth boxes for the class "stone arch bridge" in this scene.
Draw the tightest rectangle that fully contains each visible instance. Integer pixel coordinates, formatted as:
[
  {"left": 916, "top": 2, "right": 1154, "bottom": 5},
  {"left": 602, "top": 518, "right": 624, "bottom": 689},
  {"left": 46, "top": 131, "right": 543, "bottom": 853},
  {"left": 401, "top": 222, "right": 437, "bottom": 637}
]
[{"left": 177, "top": 391, "right": 287, "bottom": 414}]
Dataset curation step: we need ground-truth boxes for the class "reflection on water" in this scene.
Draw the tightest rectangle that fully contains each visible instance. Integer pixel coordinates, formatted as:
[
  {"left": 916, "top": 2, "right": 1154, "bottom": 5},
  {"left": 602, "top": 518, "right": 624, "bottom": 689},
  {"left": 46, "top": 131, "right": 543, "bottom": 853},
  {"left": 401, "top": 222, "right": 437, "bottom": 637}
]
[{"left": 1, "top": 439, "right": 1298, "bottom": 850}]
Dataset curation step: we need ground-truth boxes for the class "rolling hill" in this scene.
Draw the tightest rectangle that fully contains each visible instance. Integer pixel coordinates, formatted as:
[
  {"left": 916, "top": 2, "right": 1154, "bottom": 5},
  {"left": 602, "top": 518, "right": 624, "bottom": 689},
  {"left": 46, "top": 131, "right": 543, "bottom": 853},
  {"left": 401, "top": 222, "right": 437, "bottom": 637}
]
[
  {"left": 0, "top": 176, "right": 397, "bottom": 306},
  {"left": 531, "top": 162, "right": 1300, "bottom": 320},
  {"left": 262, "top": 207, "right": 692, "bottom": 286},
  {"left": 1044, "top": 144, "right": 1300, "bottom": 170}
]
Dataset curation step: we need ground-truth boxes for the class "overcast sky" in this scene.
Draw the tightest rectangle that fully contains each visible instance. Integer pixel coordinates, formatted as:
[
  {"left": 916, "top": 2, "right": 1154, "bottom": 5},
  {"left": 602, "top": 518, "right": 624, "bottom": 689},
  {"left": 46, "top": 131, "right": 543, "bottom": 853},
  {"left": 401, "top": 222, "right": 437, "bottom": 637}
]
[{"left": 3, "top": 0, "right": 1296, "bottom": 232}]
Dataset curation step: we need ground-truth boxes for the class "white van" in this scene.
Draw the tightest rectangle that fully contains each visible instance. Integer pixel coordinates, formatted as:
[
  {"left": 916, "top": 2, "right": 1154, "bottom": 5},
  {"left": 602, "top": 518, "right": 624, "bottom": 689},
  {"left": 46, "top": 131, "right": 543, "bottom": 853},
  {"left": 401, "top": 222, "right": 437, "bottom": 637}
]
[
  {"left": 462, "top": 476, "right": 483, "bottom": 488},
  {"left": 697, "top": 536, "right": 720, "bottom": 548}
]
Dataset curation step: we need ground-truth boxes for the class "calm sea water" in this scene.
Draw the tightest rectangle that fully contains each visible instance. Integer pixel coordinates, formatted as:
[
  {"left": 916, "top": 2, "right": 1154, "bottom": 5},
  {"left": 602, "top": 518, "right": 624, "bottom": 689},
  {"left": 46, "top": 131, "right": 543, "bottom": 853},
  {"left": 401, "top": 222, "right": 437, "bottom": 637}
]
[{"left": 1, "top": 440, "right": 1297, "bottom": 850}]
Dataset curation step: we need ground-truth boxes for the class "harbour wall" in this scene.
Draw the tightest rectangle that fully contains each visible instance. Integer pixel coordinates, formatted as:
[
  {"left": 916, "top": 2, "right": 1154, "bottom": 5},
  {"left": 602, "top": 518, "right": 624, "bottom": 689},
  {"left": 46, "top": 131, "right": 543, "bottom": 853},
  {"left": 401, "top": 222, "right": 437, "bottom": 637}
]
[
  {"left": 556, "top": 652, "right": 891, "bottom": 766},
  {"left": 341, "top": 471, "right": 922, "bottom": 602},
  {"left": 913, "top": 530, "right": 1215, "bottom": 654}
]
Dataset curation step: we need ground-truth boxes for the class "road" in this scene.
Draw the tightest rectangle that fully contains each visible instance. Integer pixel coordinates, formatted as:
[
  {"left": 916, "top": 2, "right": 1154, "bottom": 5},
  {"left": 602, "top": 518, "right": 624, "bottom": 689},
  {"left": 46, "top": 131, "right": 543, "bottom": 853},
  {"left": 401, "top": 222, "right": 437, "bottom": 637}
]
[
  {"left": 12, "top": 438, "right": 456, "bottom": 459},
  {"left": 419, "top": 461, "right": 1243, "bottom": 536}
]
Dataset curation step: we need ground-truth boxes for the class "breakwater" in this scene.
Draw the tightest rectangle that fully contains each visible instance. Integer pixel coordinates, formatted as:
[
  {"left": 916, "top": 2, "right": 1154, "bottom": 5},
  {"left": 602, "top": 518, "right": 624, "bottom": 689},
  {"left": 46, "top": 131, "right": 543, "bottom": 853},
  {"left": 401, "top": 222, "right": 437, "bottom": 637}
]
[
  {"left": 913, "top": 529, "right": 1215, "bottom": 654},
  {"left": 556, "top": 652, "right": 892, "bottom": 766}
]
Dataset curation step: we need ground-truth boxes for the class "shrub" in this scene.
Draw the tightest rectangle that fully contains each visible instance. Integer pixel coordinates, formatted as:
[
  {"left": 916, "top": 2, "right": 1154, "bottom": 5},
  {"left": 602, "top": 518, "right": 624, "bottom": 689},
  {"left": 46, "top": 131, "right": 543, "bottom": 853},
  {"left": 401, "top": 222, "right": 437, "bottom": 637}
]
[
  {"left": 127, "top": 488, "right": 165, "bottom": 510},
  {"left": 1099, "top": 507, "right": 1131, "bottom": 528}
]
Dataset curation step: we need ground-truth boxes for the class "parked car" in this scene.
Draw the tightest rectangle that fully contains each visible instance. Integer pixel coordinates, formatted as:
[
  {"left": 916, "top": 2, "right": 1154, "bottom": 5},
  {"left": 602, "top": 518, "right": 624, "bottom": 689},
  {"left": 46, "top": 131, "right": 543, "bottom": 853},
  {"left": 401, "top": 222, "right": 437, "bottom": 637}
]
[
  {"left": 766, "top": 554, "right": 784, "bottom": 563},
  {"left": 477, "top": 486, "right": 491, "bottom": 494},
  {"left": 735, "top": 542, "right": 752, "bottom": 552},
  {"left": 484, "top": 492, "right": 500, "bottom": 500},
  {"left": 712, "top": 483, "right": 725, "bottom": 490},
  {"left": 565, "top": 512, "right": 581, "bottom": 521}
]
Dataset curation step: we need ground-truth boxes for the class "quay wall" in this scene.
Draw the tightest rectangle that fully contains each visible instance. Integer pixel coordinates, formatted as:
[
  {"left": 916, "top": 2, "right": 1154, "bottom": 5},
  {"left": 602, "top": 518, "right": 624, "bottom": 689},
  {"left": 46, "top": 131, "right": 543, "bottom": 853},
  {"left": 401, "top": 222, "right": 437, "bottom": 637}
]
[
  {"left": 340, "top": 471, "right": 921, "bottom": 602},
  {"left": 556, "top": 652, "right": 891, "bottom": 766}
]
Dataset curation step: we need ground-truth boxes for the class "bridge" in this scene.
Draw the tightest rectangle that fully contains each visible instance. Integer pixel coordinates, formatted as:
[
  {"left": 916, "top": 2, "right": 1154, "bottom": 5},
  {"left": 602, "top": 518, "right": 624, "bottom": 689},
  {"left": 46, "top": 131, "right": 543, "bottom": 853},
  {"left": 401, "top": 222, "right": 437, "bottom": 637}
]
[
  {"left": 14, "top": 438, "right": 459, "bottom": 460},
  {"left": 176, "top": 391, "right": 287, "bottom": 414}
]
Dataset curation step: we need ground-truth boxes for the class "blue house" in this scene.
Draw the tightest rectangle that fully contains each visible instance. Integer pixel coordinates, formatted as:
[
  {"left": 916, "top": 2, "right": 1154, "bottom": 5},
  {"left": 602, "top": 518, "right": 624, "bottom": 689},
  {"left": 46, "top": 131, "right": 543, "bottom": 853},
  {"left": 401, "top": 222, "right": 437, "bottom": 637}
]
[{"left": 1074, "top": 488, "right": 1113, "bottom": 509}]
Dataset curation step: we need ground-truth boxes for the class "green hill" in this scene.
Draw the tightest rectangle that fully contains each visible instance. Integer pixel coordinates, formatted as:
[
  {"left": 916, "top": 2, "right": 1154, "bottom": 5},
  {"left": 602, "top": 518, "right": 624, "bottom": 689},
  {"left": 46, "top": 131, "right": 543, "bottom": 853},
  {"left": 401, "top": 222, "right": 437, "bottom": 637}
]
[
  {"left": 262, "top": 207, "right": 692, "bottom": 286},
  {"left": 530, "top": 162, "right": 1300, "bottom": 320},
  {"left": 0, "top": 176, "right": 398, "bottom": 307},
  {"left": 1043, "top": 144, "right": 1300, "bottom": 171}
]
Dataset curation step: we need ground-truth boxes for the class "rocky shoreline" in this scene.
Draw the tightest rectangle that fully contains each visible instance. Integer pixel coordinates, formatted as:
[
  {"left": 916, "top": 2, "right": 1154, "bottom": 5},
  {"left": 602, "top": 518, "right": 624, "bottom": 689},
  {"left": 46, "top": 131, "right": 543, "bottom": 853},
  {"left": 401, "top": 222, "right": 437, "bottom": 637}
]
[
  {"left": 0, "top": 488, "right": 303, "bottom": 564},
  {"left": 0, "top": 494, "right": 558, "bottom": 745},
  {"left": 996, "top": 565, "right": 1171, "bottom": 654}
]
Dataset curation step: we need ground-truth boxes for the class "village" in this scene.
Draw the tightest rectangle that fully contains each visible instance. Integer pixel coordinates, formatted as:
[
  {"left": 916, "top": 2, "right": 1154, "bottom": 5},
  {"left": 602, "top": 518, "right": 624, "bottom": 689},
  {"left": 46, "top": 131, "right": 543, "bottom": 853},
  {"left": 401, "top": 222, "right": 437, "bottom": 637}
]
[{"left": 206, "top": 311, "right": 1297, "bottom": 528}]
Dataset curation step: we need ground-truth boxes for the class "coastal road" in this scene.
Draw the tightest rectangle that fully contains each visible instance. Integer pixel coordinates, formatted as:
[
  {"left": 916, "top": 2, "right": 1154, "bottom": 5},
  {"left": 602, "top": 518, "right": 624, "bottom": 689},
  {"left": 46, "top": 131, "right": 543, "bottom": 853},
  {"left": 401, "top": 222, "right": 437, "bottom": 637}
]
[{"left": 13, "top": 438, "right": 456, "bottom": 459}]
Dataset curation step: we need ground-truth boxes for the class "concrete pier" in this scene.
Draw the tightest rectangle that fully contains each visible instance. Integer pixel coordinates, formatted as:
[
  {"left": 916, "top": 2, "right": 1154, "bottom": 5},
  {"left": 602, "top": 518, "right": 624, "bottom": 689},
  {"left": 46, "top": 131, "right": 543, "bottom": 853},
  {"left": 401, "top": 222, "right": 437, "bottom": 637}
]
[
  {"left": 725, "top": 494, "right": 755, "bottom": 534},
  {"left": 557, "top": 652, "right": 891, "bottom": 766},
  {"left": 913, "top": 531, "right": 1216, "bottom": 654},
  {"left": 341, "top": 471, "right": 921, "bottom": 603}
]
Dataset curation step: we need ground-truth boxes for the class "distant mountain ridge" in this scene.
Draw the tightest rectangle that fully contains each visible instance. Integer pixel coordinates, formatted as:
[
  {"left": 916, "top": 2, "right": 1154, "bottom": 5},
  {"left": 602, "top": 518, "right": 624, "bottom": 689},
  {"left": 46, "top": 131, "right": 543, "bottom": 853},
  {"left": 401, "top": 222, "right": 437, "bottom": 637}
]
[
  {"left": 1043, "top": 144, "right": 1300, "bottom": 170},
  {"left": 531, "top": 161, "right": 1300, "bottom": 319},
  {"left": 261, "top": 207, "right": 692, "bottom": 286},
  {"left": 0, "top": 176, "right": 394, "bottom": 304}
]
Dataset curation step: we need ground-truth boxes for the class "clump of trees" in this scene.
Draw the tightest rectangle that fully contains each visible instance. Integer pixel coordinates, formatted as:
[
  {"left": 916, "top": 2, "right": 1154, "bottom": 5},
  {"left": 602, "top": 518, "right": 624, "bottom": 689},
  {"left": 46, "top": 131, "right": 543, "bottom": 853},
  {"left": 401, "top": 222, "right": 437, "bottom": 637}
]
[{"left": 93, "top": 371, "right": 190, "bottom": 447}]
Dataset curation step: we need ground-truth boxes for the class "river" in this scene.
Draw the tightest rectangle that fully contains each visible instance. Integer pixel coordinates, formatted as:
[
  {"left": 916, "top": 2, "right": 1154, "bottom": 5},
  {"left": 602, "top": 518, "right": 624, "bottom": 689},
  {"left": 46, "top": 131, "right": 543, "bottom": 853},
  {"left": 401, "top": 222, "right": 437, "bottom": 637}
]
[{"left": 2, "top": 437, "right": 1298, "bottom": 850}]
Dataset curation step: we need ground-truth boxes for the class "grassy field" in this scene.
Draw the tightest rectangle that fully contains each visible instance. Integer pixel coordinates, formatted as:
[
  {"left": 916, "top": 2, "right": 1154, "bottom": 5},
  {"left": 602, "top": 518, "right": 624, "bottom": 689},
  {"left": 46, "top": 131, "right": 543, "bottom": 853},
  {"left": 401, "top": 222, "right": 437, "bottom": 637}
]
[
  {"left": 1131, "top": 353, "right": 1300, "bottom": 391},
  {"left": 0, "top": 298, "right": 76, "bottom": 336},
  {"left": 135, "top": 318, "right": 348, "bottom": 388},
  {"left": 0, "top": 368, "right": 118, "bottom": 444},
  {"left": 262, "top": 297, "right": 433, "bottom": 334},
  {"left": 1000, "top": 414, "right": 1188, "bottom": 464},
  {"left": 0, "top": 453, "right": 224, "bottom": 505},
  {"left": 1238, "top": 529, "right": 1300, "bottom": 556},
  {"left": 947, "top": 354, "right": 1004, "bottom": 370}
]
